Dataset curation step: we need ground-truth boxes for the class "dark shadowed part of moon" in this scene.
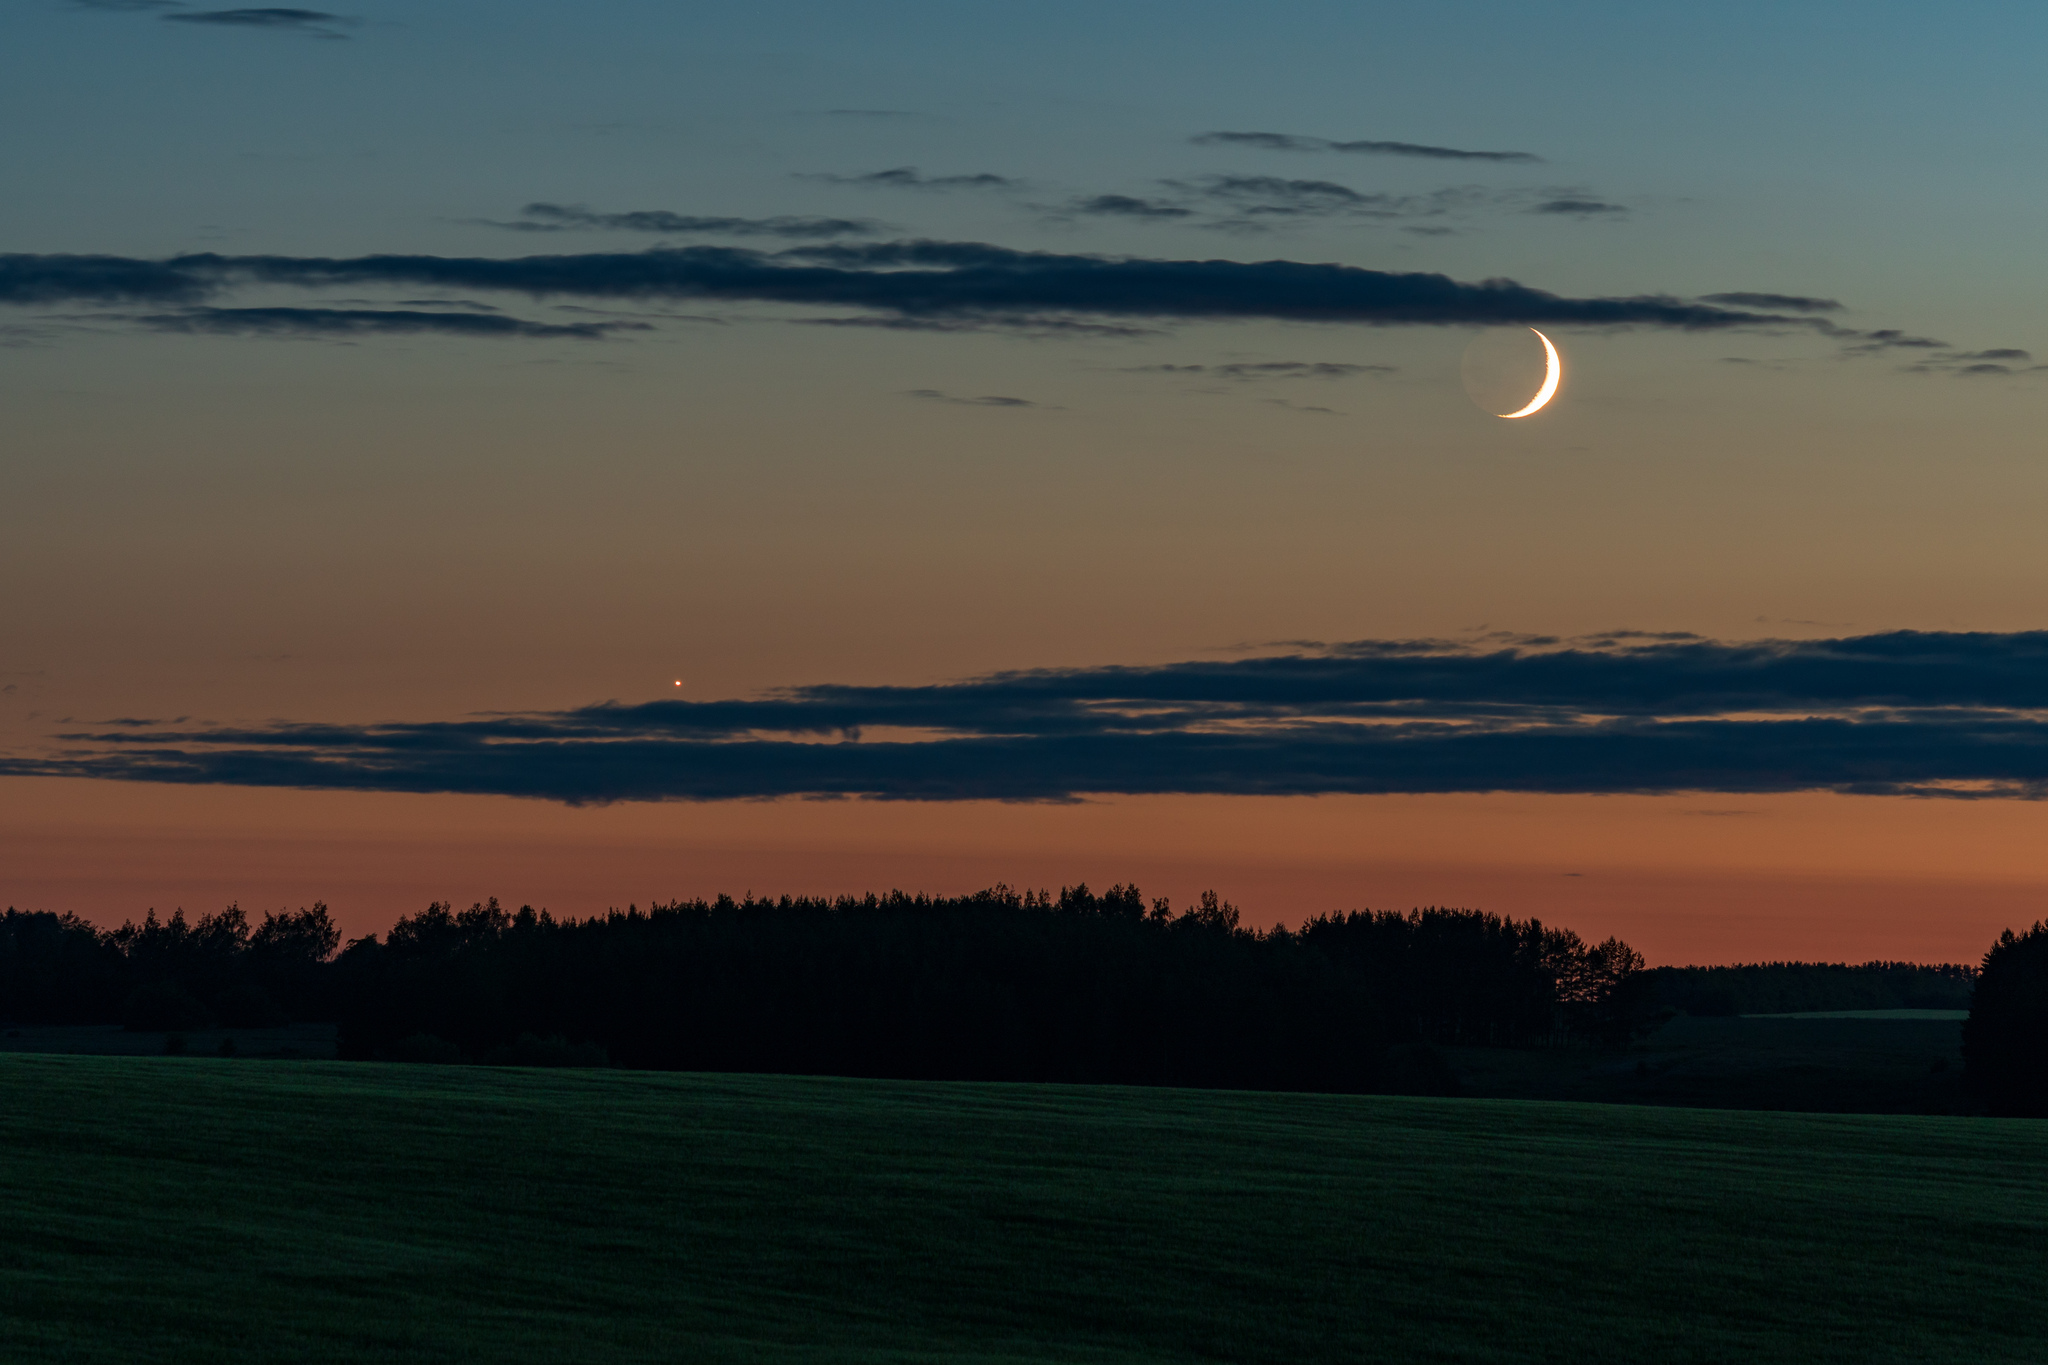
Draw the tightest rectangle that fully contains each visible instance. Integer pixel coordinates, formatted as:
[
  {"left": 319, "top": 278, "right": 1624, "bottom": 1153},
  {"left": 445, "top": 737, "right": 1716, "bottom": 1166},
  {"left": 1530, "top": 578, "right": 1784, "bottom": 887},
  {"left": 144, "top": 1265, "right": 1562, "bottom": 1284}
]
[{"left": 1461, "top": 328, "right": 1551, "bottom": 416}]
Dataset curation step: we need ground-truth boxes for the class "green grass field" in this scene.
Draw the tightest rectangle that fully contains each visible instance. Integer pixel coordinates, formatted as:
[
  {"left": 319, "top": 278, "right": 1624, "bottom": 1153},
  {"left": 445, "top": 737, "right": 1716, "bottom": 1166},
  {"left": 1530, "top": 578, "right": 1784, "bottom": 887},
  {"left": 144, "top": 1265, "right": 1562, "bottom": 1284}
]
[{"left": 2, "top": 1056, "right": 2044, "bottom": 1363}]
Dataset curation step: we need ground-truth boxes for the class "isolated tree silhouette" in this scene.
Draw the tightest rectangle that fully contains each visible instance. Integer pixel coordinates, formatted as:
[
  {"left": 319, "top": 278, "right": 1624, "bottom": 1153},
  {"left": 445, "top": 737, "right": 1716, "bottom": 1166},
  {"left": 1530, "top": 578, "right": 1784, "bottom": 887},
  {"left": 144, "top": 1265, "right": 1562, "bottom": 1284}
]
[{"left": 1963, "top": 922, "right": 2048, "bottom": 1116}]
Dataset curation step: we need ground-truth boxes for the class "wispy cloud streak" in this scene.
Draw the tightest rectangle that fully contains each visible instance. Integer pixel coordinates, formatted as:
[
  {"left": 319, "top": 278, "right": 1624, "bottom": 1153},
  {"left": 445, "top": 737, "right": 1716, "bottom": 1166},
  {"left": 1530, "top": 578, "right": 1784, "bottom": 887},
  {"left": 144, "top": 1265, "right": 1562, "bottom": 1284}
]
[
  {"left": 810, "top": 168, "right": 1017, "bottom": 190},
  {"left": 165, "top": 7, "right": 356, "bottom": 36},
  {"left": 494, "top": 204, "right": 883, "bottom": 238},
  {"left": 1193, "top": 131, "right": 1540, "bottom": 162}
]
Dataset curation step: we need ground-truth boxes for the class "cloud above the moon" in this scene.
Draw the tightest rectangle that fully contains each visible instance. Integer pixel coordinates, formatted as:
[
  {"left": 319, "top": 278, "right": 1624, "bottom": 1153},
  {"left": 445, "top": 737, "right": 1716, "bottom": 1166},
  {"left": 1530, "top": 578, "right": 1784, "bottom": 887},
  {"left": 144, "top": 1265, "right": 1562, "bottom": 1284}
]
[
  {"left": 134, "top": 306, "right": 646, "bottom": 339},
  {"left": 0, "top": 243, "right": 1834, "bottom": 332},
  {"left": 15, "top": 631, "right": 2048, "bottom": 804}
]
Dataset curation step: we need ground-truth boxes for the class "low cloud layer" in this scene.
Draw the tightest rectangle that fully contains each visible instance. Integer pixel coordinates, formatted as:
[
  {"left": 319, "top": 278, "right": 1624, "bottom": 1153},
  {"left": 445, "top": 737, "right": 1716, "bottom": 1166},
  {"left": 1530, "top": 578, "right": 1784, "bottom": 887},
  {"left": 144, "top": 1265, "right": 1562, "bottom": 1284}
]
[{"left": 13, "top": 632, "right": 2048, "bottom": 804}]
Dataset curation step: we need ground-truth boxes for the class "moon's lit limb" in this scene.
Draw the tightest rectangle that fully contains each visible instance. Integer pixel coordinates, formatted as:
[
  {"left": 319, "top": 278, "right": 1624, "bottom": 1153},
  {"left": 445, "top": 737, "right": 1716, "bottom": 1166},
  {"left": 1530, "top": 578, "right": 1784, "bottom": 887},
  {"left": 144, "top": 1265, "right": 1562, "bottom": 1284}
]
[{"left": 1498, "top": 328, "right": 1561, "bottom": 418}]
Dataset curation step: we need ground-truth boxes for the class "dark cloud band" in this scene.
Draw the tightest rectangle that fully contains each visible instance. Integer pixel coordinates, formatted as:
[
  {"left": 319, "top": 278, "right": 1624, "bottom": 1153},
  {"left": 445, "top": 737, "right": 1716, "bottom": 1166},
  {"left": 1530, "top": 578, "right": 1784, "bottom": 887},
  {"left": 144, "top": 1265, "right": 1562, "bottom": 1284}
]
[
  {"left": 13, "top": 631, "right": 2048, "bottom": 804},
  {"left": 0, "top": 245, "right": 1817, "bottom": 331},
  {"left": 136, "top": 306, "right": 642, "bottom": 339}
]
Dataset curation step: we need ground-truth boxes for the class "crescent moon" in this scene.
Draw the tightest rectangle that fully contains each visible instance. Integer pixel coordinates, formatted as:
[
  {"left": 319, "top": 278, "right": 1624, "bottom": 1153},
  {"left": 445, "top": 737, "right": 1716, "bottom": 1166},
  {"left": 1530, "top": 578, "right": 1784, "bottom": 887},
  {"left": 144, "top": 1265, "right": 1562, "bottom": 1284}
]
[{"left": 1498, "top": 328, "right": 1561, "bottom": 418}]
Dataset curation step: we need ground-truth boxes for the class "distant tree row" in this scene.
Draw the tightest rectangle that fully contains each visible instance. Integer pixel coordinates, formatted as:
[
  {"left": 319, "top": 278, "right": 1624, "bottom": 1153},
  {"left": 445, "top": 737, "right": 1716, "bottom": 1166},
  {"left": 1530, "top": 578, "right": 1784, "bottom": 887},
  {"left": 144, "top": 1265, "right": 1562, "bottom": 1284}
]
[
  {"left": 1649, "top": 962, "right": 1976, "bottom": 1017},
  {"left": 333, "top": 887, "right": 1384, "bottom": 1090},
  {"left": 1297, "top": 908, "right": 1656, "bottom": 1048},
  {"left": 329, "top": 888, "right": 1671, "bottom": 1087},
  {"left": 34, "top": 889, "right": 2048, "bottom": 1112},
  {"left": 0, "top": 905, "right": 338, "bottom": 1030},
  {"left": 2, "top": 888, "right": 1667, "bottom": 1093}
]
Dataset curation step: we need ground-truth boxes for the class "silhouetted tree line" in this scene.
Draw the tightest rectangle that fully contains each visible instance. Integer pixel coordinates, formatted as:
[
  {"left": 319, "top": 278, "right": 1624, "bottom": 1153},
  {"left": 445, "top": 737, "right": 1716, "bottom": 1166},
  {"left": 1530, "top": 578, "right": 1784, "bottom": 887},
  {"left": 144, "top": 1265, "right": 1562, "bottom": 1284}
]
[
  {"left": 22, "top": 890, "right": 2048, "bottom": 1110},
  {"left": 1963, "top": 922, "right": 2048, "bottom": 1117},
  {"left": 1296, "top": 908, "right": 1657, "bottom": 1047},
  {"left": 1650, "top": 962, "right": 1976, "bottom": 1017},
  {"left": 4, "top": 889, "right": 1670, "bottom": 1090},
  {"left": 322, "top": 889, "right": 1669, "bottom": 1087},
  {"left": 0, "top": 904, "right": 340, "bottom": 1029},
  {"left": 334, "top": 887, "right": 1381, "bottom": 1088}
]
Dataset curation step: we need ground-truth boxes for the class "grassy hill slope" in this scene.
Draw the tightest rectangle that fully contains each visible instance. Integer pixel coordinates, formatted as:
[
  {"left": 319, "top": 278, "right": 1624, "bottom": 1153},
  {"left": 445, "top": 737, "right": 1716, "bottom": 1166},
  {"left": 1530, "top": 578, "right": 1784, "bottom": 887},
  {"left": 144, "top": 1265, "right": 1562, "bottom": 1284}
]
[{"left": 2, "top": 1055, "right": 2043, "bottom": 1363}]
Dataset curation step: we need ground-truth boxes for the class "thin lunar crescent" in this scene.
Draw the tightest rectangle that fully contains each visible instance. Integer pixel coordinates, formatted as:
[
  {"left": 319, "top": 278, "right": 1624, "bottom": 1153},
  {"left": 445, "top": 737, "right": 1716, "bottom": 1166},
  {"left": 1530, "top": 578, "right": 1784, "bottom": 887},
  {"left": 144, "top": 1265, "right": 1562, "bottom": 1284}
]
[{"left": 1498, "top": 328, "right": 1561, "bottom": 418}]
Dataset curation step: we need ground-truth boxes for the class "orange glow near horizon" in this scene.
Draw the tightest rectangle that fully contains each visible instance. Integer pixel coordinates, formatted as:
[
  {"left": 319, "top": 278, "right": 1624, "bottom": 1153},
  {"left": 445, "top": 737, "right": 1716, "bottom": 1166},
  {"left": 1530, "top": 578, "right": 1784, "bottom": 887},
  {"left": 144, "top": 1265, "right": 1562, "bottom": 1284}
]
[{"left": 4, "top": 776, "right": 2041, "bottom": 966}]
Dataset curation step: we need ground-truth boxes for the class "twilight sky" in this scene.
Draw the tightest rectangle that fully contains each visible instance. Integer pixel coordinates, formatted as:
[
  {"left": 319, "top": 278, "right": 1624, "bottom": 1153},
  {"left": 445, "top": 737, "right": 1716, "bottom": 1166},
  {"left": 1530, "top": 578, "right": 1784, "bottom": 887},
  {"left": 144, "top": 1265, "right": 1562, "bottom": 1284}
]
[{"left": 6, "top": 1, "right": 2048, "bottom": 962}]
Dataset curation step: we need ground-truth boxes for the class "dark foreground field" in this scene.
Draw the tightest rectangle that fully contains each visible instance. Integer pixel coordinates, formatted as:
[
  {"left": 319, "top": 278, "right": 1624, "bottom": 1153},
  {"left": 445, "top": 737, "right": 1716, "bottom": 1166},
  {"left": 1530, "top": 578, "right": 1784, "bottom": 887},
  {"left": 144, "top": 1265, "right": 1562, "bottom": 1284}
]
[
  {"left": 1444, "top": 1012, "right": 1973, "bottom": 1113},
  {"left": 0, "top": 1012, "right": 1972, "bottom": 1114},
  {"left": 2, "top": 1057, "right": 2044, "bottom": 1364}
]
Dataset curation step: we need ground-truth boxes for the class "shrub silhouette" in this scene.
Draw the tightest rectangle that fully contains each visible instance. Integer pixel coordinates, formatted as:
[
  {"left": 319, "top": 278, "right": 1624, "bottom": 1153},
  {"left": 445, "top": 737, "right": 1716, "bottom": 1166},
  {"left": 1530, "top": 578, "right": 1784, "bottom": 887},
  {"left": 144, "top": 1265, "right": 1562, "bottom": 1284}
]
[{"left": 1963, "top": 922, "right": 2048, "bottom": 1116}]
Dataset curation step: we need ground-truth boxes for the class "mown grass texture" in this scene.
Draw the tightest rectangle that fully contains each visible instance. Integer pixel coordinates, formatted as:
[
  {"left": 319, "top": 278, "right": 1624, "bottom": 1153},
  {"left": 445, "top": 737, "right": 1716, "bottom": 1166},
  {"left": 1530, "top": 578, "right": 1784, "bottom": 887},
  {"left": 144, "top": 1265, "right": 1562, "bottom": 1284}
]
[{"left": 1, "top": 1054, "right": 2043, "bottom": 1363}]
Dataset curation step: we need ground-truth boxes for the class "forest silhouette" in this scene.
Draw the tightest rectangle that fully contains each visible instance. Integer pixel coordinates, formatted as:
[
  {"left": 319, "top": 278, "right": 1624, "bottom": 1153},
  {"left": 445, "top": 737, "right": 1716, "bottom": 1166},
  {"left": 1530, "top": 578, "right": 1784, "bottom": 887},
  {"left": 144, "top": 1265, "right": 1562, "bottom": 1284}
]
[{"left": 5, "top": 884, "right": 2014, "bottom": 1100}]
